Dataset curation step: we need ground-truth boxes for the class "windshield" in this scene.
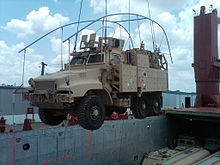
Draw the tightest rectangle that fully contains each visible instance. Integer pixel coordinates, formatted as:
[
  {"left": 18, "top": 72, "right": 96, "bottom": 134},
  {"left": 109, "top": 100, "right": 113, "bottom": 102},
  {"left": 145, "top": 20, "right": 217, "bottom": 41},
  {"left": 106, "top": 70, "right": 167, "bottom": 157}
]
[
  {"left": 70, "top": 56, "right": 85, "bottom": 65},
  {"left": 87, "top": 53, "right": 105, "bottom": 64}
]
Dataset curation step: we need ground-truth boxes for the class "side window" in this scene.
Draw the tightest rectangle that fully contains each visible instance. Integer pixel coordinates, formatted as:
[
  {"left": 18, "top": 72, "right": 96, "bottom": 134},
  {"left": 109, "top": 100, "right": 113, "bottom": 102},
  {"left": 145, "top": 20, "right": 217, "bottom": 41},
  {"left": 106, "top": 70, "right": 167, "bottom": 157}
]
[
  {"left": 87, "top": 53, "right": 104, "bottom": 64},
  {"left": 71, "top": 57, "right": 84, "bottom": 65}
]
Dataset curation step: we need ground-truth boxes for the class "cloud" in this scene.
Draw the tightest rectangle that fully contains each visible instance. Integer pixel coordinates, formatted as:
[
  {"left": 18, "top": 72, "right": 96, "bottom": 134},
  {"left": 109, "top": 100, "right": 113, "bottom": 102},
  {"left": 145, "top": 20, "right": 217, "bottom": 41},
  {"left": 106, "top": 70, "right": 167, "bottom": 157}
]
[
  {"left": 5, "top": 7, "right": 69, "bottom": 38},
  {"left": 50, "top": 36, "right": 73, "bottom": 66},
  {"left": 0, "top": 40, "right": 44, "bottom": 86},
  {"left": 90, "top": 0, "right": 191, "bottom": 15},
  {"left": 0, "top": 28, "right": 98, "bottom": 86}
]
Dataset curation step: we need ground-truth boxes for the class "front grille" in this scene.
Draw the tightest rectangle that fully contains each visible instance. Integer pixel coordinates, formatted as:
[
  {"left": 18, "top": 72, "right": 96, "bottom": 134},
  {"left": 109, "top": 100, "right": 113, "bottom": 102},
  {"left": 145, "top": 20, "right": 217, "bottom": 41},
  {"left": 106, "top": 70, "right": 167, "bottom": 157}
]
[{"left": 35, "top": 81, "right": 55, "bottom": 91}]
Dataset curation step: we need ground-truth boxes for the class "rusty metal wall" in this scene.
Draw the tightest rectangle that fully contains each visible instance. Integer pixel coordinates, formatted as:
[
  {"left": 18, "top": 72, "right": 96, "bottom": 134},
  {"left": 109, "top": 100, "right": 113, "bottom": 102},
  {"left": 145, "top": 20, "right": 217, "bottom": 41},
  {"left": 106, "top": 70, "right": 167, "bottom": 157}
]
[
  {"left": 193, "top": 8, "right": 220, "bottom": 107},
  {"left": 0, "top": 116, "right": 177, "bottom": 165}
]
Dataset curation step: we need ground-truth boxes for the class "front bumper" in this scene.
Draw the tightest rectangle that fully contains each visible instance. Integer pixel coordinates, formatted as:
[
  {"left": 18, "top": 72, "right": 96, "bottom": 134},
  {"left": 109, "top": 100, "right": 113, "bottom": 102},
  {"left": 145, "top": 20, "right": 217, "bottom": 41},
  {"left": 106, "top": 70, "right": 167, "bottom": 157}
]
[{"left": 23, "top": 92, "right": 74, "bottom": 103}]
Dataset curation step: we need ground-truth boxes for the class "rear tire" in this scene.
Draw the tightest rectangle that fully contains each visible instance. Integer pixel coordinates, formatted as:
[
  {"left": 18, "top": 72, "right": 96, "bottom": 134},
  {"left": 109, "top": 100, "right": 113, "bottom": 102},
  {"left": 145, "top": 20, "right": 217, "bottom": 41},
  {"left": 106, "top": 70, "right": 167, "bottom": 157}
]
[
  {"left": 131, "top": 97, "right": 150, "bottom": 119},
  {"left": 150, "top": 94, "right": 162, "bottom": 115},
  {"left": 77, "top": 95, "right": 106, "bottom": 130},
  {"left": 38, "top": 109, "right": 66, "bottom": 126}
]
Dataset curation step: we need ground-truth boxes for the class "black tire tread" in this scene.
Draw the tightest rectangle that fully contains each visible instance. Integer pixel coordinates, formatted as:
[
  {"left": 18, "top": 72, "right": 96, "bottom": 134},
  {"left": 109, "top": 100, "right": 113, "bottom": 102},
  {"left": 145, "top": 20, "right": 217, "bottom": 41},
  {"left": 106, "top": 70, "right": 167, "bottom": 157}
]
[
  {"left": 131, "top": 97, "right": 144, "bottom": 119},
  {"left": 77, "top": 95, "right": 105, "bottom": 130},
  {"left": 38, "top": 109, "right": 65, "bottom": 126}
]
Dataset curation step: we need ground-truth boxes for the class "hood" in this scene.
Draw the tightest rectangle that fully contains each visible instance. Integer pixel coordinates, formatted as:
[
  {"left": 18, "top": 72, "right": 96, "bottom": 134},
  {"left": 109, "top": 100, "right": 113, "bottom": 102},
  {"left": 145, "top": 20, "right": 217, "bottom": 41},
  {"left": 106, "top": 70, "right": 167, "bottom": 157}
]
[
  {"left": 34, "top": 69, "right": 87, "bottom": 82},
  {"left": 31, "top": 67, "right": 102, "bottom": 92}
]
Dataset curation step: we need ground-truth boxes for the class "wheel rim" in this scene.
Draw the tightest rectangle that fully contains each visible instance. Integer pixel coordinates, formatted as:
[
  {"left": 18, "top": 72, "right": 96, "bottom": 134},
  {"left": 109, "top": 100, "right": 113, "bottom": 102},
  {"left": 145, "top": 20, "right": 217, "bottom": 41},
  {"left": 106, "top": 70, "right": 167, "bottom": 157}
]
[
  {"left": 139, "top": 99, "right": 149, "bottom": 117},
  {"left": 154, "top": 101, "right": 159, "bottom": 108},
  {"left": 90, "top": 106, "right": 100, "bottom": 120},
  {"left": 142, "top": 102, "right": 146, "bottom": 110},
  {"left": 153, "top": 98, "right": 160, "bottom": 114}
]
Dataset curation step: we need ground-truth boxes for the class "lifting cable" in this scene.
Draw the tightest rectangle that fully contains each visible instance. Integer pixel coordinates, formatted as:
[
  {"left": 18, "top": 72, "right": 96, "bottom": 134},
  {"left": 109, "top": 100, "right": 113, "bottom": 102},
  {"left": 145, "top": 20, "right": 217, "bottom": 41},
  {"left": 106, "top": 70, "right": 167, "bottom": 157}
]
[
  {"left": 74, "top": 0, "right": 84, "bottom": 52},
  {"left": 146, "top": 0, "right": 156, "bottom": 50},
  {"left": 61, "top": 27, "right": 63, "bottom": 70},
  {"left": 68, "top": 39, "right": 71, "bottom": 74},
  {"left": 68, "top": 39, "right": 71, "bottom": 101},
  {"left": 105, "top": 0, "right": 108, "bottom": 43},
  {"left": 159, "top": 32, "right": 164, "bottom": 50},
  {"left": 136, "top": 16, "right": 142, "bottom": 46},
  {"left": 119, "top": 25, "right": 122, "bottom": 39},
  {"left": 128, "top": 0, "right": 131, "bottom": 50},
  {"left": 21, "top": 49, "right": 26, "bottom": 86}
]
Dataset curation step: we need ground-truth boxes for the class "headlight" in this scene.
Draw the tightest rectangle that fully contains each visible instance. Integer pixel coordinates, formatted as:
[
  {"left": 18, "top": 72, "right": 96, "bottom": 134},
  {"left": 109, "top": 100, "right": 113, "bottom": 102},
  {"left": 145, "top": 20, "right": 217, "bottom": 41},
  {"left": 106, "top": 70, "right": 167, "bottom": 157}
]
[{"left": 28, "top": 78, "right": 36, "bottom": 88}]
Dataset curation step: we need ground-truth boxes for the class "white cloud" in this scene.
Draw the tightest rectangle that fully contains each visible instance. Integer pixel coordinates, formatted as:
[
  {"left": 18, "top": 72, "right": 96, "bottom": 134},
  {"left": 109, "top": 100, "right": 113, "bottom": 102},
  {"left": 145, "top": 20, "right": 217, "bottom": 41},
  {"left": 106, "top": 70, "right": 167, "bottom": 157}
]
[
  {"left": 110, "top": 27, "right": 129, "bottom": 40},
  {"left": 50, "top": 36, "right": 73, "bottom": 65},
  {"left": 90, "top": 0, "right": 191, "bottom": 15},
  {"left": 5, "top": 7, "right": 69, "bottom": 38},
  {"left": 0, "top": 40, "right": 44, "bottom": 86}
]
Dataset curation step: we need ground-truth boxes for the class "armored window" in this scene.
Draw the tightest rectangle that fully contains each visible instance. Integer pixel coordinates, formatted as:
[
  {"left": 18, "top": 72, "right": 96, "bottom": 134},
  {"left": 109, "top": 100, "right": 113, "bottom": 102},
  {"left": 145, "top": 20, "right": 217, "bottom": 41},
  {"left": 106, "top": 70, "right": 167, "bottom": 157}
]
[
  {"left": 70, "top": 56, "right": 85, "bottom": 65},
  {"left": 113, "top": 39, "right": 120, "bottom": 47},
  {"left": 87, "top": 53, "right": 105, "bottom": 64}
]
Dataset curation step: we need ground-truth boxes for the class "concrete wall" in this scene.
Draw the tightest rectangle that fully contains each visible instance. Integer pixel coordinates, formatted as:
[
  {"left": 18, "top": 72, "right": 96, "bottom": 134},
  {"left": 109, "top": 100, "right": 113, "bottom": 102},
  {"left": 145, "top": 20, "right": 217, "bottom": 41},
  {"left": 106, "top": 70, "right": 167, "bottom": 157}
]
[{"left": 0, "top": 116, "right": 177, "bottom": 165}]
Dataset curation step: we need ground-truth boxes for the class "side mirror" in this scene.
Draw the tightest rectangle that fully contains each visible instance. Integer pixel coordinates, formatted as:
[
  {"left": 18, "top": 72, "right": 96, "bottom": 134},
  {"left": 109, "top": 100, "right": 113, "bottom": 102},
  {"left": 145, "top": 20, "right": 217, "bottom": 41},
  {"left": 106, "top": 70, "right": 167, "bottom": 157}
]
[
  {"left": 108, "top": 45, "right": 112, "bottom": 52},
  {"left": 65, "top": 76, "right": 70, "bottom": 86}
]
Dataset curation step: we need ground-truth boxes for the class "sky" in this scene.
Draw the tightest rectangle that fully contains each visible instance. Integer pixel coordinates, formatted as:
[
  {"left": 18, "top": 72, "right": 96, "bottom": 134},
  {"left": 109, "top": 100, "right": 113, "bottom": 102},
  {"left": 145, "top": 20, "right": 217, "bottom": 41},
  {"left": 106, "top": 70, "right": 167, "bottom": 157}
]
[{"left": 0, "top": 0, "right": 220, "bottom": 92}]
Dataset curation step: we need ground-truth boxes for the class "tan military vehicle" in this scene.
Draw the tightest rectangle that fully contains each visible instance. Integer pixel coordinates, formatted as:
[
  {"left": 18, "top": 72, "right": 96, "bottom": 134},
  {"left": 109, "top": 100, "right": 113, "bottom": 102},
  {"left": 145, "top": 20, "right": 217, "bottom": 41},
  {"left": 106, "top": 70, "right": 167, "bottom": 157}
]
[{"left": 24, "top": 32, "right": 168, "bottom": 130}]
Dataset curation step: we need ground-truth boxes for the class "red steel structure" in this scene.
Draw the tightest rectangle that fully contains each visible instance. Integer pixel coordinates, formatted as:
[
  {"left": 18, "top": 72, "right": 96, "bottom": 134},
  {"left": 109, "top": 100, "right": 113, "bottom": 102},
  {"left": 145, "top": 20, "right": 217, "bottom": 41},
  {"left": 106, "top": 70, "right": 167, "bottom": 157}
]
[{"left": 194, "top": 6, "right": 220, "bottom": 108}]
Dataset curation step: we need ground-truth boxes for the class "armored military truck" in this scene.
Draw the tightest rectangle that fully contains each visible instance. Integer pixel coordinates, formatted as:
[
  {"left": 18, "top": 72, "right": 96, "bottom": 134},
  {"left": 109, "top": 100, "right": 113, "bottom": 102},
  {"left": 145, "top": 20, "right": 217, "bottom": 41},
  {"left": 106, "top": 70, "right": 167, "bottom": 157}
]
[{"left": 24, "top": 32, "right": 168, "bottom": 130}]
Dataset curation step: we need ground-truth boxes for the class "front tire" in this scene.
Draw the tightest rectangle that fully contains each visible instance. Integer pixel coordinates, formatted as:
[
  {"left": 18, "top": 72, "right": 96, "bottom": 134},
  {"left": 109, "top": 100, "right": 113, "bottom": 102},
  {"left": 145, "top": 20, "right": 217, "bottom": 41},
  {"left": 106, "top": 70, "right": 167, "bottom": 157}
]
[
  {"left": 77, "top": 95, "right": 106, "bottom": 130},
  {"left": 38, "top": 109, "right": 66, "bottom": 126}
]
